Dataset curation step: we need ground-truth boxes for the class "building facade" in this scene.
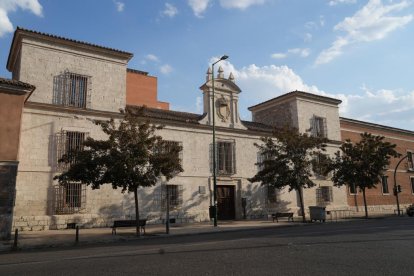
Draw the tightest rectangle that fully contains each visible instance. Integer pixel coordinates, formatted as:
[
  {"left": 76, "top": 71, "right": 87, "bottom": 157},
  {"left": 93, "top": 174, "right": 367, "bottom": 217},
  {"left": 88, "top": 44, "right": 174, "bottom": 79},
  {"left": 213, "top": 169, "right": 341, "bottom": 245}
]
[{"left": 1, "top": 27, "right": 412, "bottom": 236}]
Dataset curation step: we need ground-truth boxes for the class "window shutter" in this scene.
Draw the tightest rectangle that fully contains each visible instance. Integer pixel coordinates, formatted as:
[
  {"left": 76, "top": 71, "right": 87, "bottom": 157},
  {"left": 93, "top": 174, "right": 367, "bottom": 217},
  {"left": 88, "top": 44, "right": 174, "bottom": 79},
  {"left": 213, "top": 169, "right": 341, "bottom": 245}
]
[
  {"left": 232, "top": 142, "right": 236, "bottom": 174},
  {"left": 323, "top": 118, "right": 328, "bottom": 138},
  {"left": 178, "top": 185, "right": 184, "bottom": 206}
]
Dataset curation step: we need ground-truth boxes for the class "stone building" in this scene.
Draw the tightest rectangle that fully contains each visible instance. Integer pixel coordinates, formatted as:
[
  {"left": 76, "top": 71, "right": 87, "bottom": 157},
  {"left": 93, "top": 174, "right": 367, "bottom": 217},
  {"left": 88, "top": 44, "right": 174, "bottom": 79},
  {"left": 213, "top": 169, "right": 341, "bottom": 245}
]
[{"left": 0, "top": 28, "right": 350, "bottom": 235}]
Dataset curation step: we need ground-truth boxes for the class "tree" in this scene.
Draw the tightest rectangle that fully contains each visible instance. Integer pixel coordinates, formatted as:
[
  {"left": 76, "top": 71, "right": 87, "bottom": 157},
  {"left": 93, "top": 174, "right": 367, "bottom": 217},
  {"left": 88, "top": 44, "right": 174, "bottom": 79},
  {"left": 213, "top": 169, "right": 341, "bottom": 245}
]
[
  {"left": 54, "top": 107, "right": 183, "bottom": 236},
  {"left": 249, "top": 126, "right": 328, "bottom": 222},
  {"left": 328, "top": 132, "right": 400, "bottom": 219}
]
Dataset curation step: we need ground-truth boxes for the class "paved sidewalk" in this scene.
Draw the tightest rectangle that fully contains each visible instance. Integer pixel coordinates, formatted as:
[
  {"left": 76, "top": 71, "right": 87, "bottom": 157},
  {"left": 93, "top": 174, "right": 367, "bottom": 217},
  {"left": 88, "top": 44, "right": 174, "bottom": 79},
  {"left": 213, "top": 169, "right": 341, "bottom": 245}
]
[{"left": 0, "top": 220, "right": 301, "bottom": 253}]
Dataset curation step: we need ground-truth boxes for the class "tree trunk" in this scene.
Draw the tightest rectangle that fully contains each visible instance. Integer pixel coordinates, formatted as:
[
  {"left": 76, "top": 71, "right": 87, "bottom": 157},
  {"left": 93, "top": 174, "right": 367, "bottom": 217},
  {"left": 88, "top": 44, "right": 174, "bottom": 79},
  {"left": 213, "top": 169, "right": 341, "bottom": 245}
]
[
  {"left": 362, "top": 188, "right": 368, "bottom": 219},
  {"left": 134, "top": 187, "right": 140, "bottom": 237},
  {"left": 298, "top": 188, "right": 306, "bottom": 223}
]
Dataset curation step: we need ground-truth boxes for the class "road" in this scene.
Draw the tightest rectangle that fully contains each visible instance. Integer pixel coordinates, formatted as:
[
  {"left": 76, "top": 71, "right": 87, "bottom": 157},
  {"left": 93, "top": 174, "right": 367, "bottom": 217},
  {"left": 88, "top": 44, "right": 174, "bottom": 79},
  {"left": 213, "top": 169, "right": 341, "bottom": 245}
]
[{"left": 0, "top": 217, "right": 413, "bottom": 275}]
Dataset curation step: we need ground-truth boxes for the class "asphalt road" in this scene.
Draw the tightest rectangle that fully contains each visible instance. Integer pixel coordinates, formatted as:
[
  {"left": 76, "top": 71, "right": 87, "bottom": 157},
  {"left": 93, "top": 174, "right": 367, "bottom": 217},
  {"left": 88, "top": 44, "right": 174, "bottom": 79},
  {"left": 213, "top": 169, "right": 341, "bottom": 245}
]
[{"left": 0, "top": 217, "right": 413, "bottom": 276}]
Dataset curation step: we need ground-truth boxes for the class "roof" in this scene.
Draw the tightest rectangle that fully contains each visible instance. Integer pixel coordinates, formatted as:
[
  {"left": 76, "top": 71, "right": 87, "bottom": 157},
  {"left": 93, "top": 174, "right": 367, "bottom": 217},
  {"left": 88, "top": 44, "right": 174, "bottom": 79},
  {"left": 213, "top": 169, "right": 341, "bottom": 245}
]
[
  {"left": 127, "top": 105, "right": 273, "bottom": 133},
  {"left": 0, "top": 77, "right": 35, "bottom": 90},
  {"left": 248, "top": 90, "right": 342, "bottom": 110},
  {"left": 7, "top": 27, "right": 133, "bottom": 71},
  {"left": 127, "top": 68, "right": 149, "bottom": 76},
  {"left": 340, "top": 117, "right": 414, "bottom": 136}
]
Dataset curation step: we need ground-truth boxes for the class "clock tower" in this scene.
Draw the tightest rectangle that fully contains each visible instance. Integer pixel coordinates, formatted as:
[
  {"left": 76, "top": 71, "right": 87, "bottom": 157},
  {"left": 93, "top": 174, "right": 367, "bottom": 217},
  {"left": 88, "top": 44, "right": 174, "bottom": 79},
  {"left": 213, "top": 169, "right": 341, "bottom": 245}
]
[{"left": 199, "top": 66, "right": 246, "bottom": 130}]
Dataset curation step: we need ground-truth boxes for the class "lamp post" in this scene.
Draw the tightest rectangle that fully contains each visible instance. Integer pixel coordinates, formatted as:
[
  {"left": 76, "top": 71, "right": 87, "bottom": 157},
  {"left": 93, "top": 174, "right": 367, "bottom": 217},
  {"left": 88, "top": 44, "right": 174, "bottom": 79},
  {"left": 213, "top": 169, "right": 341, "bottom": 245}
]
[
  {"left": 211, "top": 55, "right": 229, "bottom": 227},
  {"left": 393, "top": 154, "right": 407, "bottom": 216}
]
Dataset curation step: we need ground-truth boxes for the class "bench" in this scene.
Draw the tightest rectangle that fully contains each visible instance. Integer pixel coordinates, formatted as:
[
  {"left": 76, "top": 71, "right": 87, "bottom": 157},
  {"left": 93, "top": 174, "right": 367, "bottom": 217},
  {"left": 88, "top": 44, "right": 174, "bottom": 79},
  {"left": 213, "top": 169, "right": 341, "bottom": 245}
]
[
  {"left": 272, "top": 212, "right": 294, "bottom": 222},
  {"left": 111, "top": 219, "right": 147, "bottom": 235}
]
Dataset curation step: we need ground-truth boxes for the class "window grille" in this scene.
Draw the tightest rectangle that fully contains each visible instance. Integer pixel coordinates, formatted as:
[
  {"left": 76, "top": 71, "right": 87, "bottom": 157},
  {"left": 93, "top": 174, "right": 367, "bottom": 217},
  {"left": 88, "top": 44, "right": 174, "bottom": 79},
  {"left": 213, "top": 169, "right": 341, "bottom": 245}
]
[
  {"left": 381, "top": 176, "right": 389, "bottom": 194},
  {"left": 407, "top": 151, "right": 414, "bottom": 171},
  {"left": 54, "top": 182, "right": 86, "bottom": 214},
  {"left": 310, "top": 116, "right": 327, "bottom": 138},
  {"left": 210, "top": 141, "right": 236, "bottom": 175},
  {"left": 411, "top": 177, "right": 414, "bottom": 194},
  {"left": 312, "top": 153, "right": 330, "bottom": 179},
  {"left": 53, "top": 71, "right": 90, "bottom": 108},
  {"left": 316, "top": 186, "right": 333, "bottom": 205},
  {"left": 159, "top": 140, "right": 183, "bottom": 164},
  {"left": 56, "top": 131, "right": 88, "bottom": 171},
  {"left": 161, "top": 184, "right": 183, "bottom": 210}
]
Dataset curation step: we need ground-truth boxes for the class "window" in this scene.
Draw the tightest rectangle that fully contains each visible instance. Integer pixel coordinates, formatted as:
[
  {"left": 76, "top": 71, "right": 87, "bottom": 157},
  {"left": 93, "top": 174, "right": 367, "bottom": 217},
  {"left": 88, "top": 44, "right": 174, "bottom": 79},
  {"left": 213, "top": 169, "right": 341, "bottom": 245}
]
[
  {"left": 411, "top": 177, "right": 414, "bottom": 194},
  {"left": 56, "top": 131, "right": 88, "bottom": 171},
  {"left": 210, "top": 141, "right": 236, "bottom": 175},
  {"left": 310, "top": 116, "right": 327, "bottom": 138},
  {"left": 312, "top": 153, "right": 330, "bottom": 179},
  {"left": 349, "top": 183, "right": 357, "bottom": 195},
  {"left": 266, "top": 185, "right": 278, "bottom": 206},
  {"left": 158, "top": 140, "right": 183, "bottom": 164},
  {"left": 54, "top": 182, "right": 86, "bottom": 214},
  {"left": 316, "top": 186, "right": 333, "bottom": 205},
  {"left": 407, "top": 151, "right": 414, "bottom": 171},
  {"left": 161, "top": 184, "right": 183, "bottom": 210},
  {"left": 381, "top": 176, "right": 389, "bottom": 194},
  {"left": 53, "top": 71, "right": 89, "bottom": 108}
]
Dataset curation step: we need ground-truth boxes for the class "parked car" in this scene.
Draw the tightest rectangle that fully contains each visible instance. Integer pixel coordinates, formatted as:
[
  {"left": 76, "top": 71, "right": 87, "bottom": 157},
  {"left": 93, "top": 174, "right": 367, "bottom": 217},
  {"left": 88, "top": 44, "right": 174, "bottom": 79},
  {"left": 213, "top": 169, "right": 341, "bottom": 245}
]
[{"left": 407, "top": 204, "right": 414, "bottom": 217}]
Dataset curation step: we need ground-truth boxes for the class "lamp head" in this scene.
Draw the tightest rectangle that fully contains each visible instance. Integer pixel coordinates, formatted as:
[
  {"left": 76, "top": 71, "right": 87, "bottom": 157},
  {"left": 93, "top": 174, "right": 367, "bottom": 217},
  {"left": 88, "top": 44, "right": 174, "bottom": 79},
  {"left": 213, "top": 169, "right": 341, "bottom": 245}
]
[{"left": 220, "top": 55, "right": 229, "bottom": 61}]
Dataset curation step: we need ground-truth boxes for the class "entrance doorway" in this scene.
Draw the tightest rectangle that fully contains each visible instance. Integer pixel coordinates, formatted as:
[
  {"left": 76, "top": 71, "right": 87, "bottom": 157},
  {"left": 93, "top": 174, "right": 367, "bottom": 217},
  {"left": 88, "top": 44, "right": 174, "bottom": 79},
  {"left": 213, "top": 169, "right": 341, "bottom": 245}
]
[{"left": 217, "top": 185, "right": 235, "bottom": 220}]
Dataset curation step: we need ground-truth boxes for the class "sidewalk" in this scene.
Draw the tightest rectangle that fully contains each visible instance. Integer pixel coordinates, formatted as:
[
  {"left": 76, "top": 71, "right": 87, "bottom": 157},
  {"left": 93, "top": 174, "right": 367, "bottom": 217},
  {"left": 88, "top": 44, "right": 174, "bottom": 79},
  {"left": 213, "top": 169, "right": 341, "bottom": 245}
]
[{"left": 0, "top": 220, "right": 301, "bottom": 253}]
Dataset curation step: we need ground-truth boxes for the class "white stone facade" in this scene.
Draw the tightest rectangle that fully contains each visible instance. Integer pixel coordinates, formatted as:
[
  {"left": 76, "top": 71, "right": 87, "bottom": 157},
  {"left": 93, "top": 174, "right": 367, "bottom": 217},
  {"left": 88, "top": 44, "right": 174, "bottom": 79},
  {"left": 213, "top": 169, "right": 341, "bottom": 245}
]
[{"left": 7, "top": 29, "right": 349, "bottom": 231}]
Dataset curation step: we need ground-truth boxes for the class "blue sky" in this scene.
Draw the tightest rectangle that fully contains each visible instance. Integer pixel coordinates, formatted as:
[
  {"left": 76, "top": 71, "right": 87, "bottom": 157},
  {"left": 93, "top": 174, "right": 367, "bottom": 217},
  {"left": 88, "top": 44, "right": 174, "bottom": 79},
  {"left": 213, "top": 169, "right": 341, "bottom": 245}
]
[{"left": 1, "top": 0, "right": 414, "bottom": 130}]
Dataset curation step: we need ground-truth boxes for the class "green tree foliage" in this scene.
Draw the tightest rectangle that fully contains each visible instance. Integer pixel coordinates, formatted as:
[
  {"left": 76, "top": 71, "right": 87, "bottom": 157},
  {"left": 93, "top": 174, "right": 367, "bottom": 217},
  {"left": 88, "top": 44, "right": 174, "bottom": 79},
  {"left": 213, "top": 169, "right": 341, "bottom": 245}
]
[
  {"left": 249, "top": 126, "right": 328, "bottom": 222},
  {"left": 54, "top": 108, "right": 183, "bottom": 235},
  {"left": 329, "top": 132, "right": 400, "bottom": 219}
]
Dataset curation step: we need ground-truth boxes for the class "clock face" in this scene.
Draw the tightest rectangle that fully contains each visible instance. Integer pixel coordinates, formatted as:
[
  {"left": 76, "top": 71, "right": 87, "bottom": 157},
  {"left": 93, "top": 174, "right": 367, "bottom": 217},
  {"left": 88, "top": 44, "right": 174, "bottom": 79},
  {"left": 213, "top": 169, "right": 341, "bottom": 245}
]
[{"left": 216, "top": 97, "right": 230, "bottom": 121}]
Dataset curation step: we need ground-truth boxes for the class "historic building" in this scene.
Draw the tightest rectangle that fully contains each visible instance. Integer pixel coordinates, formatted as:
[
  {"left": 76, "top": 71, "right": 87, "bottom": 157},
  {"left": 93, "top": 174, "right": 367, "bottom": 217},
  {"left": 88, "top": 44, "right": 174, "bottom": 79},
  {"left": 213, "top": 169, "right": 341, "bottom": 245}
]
[
  {"left": 1, "top": 27, "right": 412, "bottom": 237},
  {"left": 340, "top": 118, "right": 414, "bottom": 214}
]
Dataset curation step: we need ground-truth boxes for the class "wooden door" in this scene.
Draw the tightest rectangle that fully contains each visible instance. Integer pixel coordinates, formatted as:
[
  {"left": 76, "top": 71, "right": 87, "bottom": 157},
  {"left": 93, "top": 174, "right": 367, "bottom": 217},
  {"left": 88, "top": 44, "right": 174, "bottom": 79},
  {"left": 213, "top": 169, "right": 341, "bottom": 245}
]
[{"left": 217, "top": 185, "right": 235, "bottom": 220}]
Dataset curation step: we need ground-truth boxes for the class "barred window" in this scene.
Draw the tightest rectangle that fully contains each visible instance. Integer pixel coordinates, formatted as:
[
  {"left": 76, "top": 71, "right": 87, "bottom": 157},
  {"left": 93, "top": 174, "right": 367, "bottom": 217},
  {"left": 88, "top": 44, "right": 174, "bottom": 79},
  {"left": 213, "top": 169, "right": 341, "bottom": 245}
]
[
  {"left": 310, "top": 116, "right": 327, "bottom": 138},
  {"left": 53, "top": 71, "right": 90, "bottom": 108},
  {"left": 381, "top": 176, "right": 389, "bottom": 194},
  {"left": 407, "top": 151, "right": 414, "bottom": 171},
  {"left": 210, "top": 141, "right": 236, "bottom": 175},
  {"left": 312, "top": 153, "right": 330, "bottom": 179},
  {"left": 56, "top": 131, "right": 88, "bottom": 171},
  {"left": 158, "top": 140, "right": 183, "bottom": 164},
  {"left": 54, "top": 182, "right": 86, "bottom": 214},
  {"left": 349, "top": 183, "right": 357, "bottom": 195},
  {"left": 161, "top": 184, "right": 183, "bottom": 210},
  {"left": 266, "top": 185, "right": 278, "bottom": 206},
  {"left": 316, "top": 186, "right": 333, "bottom": 205}
]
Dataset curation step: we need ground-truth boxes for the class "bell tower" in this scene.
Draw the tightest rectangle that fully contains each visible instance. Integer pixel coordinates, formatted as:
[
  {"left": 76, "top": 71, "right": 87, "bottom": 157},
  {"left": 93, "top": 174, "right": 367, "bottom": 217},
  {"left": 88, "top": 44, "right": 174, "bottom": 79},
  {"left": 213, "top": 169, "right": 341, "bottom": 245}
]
[{"left": 199, "top": 66, "right": 246, "bottom": 130}]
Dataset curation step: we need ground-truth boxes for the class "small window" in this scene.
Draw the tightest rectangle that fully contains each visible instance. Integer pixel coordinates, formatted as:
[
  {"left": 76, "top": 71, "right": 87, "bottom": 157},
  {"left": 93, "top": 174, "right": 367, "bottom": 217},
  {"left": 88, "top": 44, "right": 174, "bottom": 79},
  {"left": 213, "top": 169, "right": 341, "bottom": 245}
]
[
  {"left": 310, "top": 116, "right": 327, "bottom": 138},
  {"left": 54, "top": 182, "right": 86, "bottom": 214},
  {"left": 411, "top": 177, "right": 414, "bottom": 194},
  {"left": 53, "top": 71, "right": 89, "bottom": 108},
  {"left": 210, "top": 141, "right": 236, "bottom": 175},
  {"left": 349, "top": 183, "right": 357, "bottom": 195},
  {"left": 407, "top": 151, "right": 414, "bottom": 171},
  {"left": 316, "top": 186, "right": 333, "bottom": 205},
  {"left": 56, "top": 131, "right": 88, "bottom": 171},
  {"left": 161, "top": 184, "right": 183, "bottom": 210},
  {"left": 381, "top": 176, "right": 389, "bottom": 194}
]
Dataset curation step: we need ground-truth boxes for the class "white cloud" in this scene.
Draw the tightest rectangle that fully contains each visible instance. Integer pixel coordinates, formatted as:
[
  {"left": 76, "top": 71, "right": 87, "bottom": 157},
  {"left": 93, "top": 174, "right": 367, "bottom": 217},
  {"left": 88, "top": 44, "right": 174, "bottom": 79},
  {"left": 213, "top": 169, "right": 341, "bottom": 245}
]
[
  {"left": 271, "top": 48, "right": 310, "bottom": 59},
  {"left": 304, "top": 33, "right": 313, "bottom": 42},
  {"left": 163, "top": 3, "right": 178, "bottom": 18},
  {"left": 219, "top": 0, "right": 266, "bottom": 10},
  {"left": 188, "top": 0, "right": 210, "bottom": 17},
  {"left": 114, "top": 1, "right": 124, "bottom": 12},
  {"left": 146, "top": 54, "right": 160, "bottom": 62},
  {"left": 160, "top": 64, "right": 173, "bottom": 74},
  {"left": 316, "top": 0, "right": 413, "bottom": 65},
  {"left": 208, "top": 58, "right": 414, "bottom": 129},
  {"left": 0, "top": 0, "right": 43, "bottom": 37},
  {"left": 329, "top": 0, "right": 357, "bottom": 6}
]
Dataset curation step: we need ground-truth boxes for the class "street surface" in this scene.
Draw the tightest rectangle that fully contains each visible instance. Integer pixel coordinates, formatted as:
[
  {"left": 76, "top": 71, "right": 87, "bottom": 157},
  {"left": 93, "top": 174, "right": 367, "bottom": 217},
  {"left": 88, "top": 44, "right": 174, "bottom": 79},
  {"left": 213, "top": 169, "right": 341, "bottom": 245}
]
[{"left": 0, "top": 217, "right": 413, "bottom": 275}]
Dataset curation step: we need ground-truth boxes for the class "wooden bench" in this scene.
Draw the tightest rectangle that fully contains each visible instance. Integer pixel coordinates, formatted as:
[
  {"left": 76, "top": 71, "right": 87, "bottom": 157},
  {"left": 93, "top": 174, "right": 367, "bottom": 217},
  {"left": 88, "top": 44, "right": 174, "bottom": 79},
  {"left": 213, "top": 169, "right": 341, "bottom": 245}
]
[
  {"left": 111, "top": 219, "right": 147, "bottom": 235},
  {"left": 272, "top": 212, "right": 294, "bottom": 222}
]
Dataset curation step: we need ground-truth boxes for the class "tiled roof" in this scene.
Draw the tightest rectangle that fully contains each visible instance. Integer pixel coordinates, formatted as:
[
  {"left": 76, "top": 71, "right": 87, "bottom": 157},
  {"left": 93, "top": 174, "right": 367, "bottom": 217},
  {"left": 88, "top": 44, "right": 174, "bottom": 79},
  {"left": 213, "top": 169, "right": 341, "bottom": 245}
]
[
  {"left": 0, "top": 77, "right": 35, "bottom": 90},
  {"left": 340, "top": 117, "right": 414, "bottom": 135},
  {"left": 127, "top": 105, "right": 273, "bottom": 133},
  {"left": 248, "top": 90, "right": 342, "bottom": 110}
]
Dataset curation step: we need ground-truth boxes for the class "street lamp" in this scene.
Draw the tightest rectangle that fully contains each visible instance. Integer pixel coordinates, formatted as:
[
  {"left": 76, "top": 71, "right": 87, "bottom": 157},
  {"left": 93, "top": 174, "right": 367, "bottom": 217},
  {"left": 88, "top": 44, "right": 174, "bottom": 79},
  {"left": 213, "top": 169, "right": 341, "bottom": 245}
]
[
  {"left": 393, "top": 154, "right": 408, "bottom": 216},
  {"left": 211, "top": 55, "right": 228, "bottom": 227}
]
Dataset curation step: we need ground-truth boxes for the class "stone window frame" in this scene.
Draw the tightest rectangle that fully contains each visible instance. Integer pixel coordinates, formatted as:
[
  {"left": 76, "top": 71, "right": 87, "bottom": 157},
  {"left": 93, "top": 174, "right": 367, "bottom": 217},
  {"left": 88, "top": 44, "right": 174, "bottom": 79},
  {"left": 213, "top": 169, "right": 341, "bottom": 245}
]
[
  {"left": 53, "top": 70, "right": 92, "bottom": 109},
  {"left": 54, "top": 182, "right": 86, "bottom": 215},
  {"left": 310, "top": 115, "right": 327, "bottom": 138},
  {"left": 210, "top": 139, "right": 236, "bottom": 176}
]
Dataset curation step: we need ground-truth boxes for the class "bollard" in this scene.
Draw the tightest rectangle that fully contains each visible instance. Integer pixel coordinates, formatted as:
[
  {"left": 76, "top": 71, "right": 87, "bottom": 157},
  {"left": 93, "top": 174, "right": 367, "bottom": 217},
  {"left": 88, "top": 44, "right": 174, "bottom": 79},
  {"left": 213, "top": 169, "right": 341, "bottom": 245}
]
[
  {"left": 75, "top": 226, "right": 79, "bottom": 243},
  {"left": 13, "top": 229, "right": 18, "bottom": 250}
]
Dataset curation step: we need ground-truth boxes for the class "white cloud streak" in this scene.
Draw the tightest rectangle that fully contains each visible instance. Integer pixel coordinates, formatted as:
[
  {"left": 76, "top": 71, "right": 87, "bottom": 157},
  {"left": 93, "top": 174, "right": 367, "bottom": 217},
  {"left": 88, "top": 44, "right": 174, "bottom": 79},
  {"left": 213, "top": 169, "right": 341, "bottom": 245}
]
[
  {"left": 115, "top": 1, "right": 124, "bottom": 12},
  {"left": 163, "top": 3, "right": 178, "bottom": 18},
  {"left": 271, "top": 48, "right": 310, "bottom": 59},
  {"left": 160, "top": 64, "right": 173, "bottom": 74},
  {"left": 188, "top": 0, "right": 210, "bottom": 17},
  {"left": 328, "top": 0, "right": 357, "bottom": 6},
  {"left": 316, "top": 0, "right": 413, "bottom": 65},
  {"left": 0, "top": 0, "right": 43, "bottom": 37},
  {"left": 219, "top": 0, "right": 266, "bottom": 10},
  {"left": 146, "top": 54, "right": 160, "bottom": 62}
]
